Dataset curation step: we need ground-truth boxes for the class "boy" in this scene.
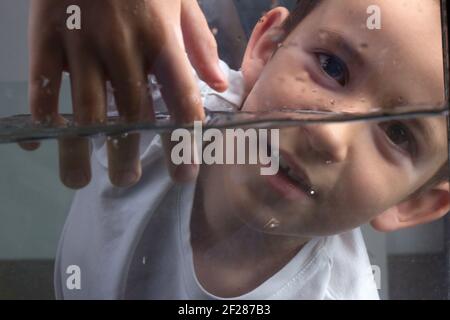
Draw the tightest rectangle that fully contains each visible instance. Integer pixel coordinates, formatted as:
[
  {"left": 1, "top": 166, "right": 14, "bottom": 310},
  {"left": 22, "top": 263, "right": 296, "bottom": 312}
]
[{"left": 55, "top": 0, "right": 449, "bottom": 299}]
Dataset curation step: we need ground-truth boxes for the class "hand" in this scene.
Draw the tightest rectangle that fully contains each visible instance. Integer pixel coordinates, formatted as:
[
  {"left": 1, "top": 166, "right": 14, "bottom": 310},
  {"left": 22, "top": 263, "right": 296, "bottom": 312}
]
[{"left": 24, "top": 0, "right": 228, "bottom": 188}]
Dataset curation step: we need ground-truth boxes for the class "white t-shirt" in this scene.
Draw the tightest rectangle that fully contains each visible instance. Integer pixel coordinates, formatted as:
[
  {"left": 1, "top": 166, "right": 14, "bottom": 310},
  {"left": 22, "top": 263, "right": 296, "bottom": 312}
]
[{"left": 54, "top": 61, "right": 380, "bottom": 300}]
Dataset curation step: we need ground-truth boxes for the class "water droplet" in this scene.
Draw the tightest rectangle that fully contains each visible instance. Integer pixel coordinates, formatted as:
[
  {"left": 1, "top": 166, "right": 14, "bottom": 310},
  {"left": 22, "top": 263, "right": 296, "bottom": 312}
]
[
  {"left": 40, "top": 76, "right": 50, "bottom": 88},
  {"left": 264, "top": 218, "right": 280, "bottom": 230}
]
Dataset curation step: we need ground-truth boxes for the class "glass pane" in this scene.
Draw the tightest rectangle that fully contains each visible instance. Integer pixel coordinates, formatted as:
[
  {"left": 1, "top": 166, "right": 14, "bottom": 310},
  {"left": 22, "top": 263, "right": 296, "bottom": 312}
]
[{"left": 0, "top": 0, "right": 448, "bottom": 300}]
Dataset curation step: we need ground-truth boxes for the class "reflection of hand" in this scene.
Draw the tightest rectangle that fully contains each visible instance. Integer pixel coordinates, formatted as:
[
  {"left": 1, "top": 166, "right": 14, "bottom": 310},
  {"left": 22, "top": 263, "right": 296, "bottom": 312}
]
[{"left": 24, "top": 0, "right": 228, "bottom": 188}]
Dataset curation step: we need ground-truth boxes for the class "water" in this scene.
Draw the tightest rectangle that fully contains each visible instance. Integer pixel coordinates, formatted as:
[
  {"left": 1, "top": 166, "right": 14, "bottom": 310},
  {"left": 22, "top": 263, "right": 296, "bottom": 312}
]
[{"left": 0, "top": 104, "right": 447, "bottom": 144}]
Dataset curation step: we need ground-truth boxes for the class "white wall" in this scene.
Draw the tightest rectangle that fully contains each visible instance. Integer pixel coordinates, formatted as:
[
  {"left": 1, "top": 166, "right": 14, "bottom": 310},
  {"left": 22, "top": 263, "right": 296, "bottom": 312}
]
[{"left": 0, "top": 0, "right": 29, "bottom": 82}]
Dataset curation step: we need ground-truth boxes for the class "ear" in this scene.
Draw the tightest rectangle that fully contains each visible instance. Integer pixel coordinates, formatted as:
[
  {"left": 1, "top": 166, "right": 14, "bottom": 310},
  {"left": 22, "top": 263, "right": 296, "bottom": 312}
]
[
  {"left": 241, "top": 7, "right": 290, "bottom": 94},
  {"left": 371, "top": 181, "right": 450, "bottom": 232}
]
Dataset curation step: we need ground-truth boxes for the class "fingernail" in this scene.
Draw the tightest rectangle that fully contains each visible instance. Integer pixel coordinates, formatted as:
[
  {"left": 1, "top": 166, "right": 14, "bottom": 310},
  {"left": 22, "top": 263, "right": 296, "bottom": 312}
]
[
  {"left": 174, "top": 164, "right": 199, "bottom": 183},
  {"left": 64, "top": 170, "right": 89, "bottom": 189},
  {"left": 114, "top": 170, "right": 139, "bottom": 187}
]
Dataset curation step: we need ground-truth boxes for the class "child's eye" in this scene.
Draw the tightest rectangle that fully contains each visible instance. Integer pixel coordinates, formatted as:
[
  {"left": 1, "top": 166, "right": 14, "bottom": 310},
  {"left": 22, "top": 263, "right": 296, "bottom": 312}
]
[
  {"left": 316, "top": 52, "right": 349, "bottom": 86},
  {"left": 379, "top": 121, "right": 417, "bottom": 157}
]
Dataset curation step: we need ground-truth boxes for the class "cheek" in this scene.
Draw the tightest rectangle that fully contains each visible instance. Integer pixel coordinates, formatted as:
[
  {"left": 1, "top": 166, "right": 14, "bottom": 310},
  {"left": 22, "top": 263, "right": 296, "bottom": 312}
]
[{"left": 335, "top": 159, "right": 408, "bottom": 222}]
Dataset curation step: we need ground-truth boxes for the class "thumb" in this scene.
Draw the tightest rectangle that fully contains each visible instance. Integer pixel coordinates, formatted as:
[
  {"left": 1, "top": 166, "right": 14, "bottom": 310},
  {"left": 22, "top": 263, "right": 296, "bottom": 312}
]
[{"left": 181, "top": 0, "right": 228, "bottom": 92}]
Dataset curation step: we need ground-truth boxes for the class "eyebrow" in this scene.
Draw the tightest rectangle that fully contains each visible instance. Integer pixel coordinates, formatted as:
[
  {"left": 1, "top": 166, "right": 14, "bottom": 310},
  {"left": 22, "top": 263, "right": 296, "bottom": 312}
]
[{"left": 316, "top": 28, "right": 365, "bottom": 66}]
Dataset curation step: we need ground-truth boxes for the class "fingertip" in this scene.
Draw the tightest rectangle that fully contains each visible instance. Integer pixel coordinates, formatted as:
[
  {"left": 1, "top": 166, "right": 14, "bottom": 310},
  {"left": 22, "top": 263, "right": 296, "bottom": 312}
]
[
  {"left": 61, "top": 169, "right": 91, "bottom": 190},
  {"left": 110, "top": 169, "right": 141, "bottom": 188},
  {"left": 18, "top": 141, "right": 41, "bottom": 151},
  {"left": 206, "top": 62, "right": 228, "bottom": 92},
  {"left": 173, "top": 164, "right": 199, "bottom": 183},
  {"left": 210, "top": 79, "right": 229, "bottom": 93}
]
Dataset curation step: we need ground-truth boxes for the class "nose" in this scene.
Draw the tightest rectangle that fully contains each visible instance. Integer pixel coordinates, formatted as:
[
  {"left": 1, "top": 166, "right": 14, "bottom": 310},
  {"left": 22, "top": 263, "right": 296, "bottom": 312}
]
[{"left": 299, "top": 123, "right": 351, "bottom": 163}]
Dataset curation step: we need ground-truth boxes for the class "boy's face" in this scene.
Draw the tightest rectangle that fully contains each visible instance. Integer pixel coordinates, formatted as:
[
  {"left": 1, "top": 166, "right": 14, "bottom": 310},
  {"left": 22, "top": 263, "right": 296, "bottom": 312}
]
[{"left": 202, "top": 0, "right": 449, "bottom": 237}]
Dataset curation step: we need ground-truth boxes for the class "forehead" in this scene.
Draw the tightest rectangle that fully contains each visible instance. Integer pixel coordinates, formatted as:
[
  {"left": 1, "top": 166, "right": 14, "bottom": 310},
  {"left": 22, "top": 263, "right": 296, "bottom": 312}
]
[{"left": 288, "top": 0, "right": 445, "bottom": 107}]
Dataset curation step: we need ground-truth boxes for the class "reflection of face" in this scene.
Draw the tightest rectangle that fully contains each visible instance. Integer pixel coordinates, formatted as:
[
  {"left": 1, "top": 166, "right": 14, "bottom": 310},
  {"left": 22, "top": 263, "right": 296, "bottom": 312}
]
[{"left": 201, "top": 0, "right": 448, "bottom": 237}]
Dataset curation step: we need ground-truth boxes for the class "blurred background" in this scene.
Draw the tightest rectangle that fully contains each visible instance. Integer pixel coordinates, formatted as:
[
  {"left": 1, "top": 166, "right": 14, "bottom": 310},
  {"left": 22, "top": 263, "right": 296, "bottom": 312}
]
[{"left": 0, "top": 0, "right": 448, "bottom": 299}]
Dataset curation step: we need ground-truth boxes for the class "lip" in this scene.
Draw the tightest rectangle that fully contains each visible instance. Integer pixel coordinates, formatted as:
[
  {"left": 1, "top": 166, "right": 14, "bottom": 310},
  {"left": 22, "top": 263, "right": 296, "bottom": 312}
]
[
  {"left": 264, "top": 149, "right": 316, "bottom": 201},
  {"left": 280, "top": 150, "right": 313, "bottom": 188}
]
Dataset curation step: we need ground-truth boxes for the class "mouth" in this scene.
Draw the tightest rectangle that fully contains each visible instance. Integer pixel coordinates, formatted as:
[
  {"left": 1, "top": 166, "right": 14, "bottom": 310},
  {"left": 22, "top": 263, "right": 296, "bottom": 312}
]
[{"left": 265, "top": 146, "right": 317, "bottom": 201}]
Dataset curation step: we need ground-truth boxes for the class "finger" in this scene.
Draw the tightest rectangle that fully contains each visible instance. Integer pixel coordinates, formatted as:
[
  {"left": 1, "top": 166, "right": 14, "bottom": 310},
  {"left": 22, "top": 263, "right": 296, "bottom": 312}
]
[
  {"left": 100, "top": 36, "right": 153, "bottom": 187},
  {"left": 59, "top": 47, "right": 107, "bottom": 189},
  {"left": 145, "top": 21, "right": 207, "bottom": 182},
  {"left": 27, "top": 24, "right": 64, "bottom": 151},
  {"left": 181, "top": 0, "right": 228, "bottom": 92},
  {"left": 19, "top": 141, "right": 41, "bottom": 151},
  {"left": 161, "top": 132, "right": 200, "bottom": 183},
  {"left": 151, "top": 27, "right": 206, "bottom": 125},
  {"left": 149, "top": 31, "right": 207, "bottom": 182}
]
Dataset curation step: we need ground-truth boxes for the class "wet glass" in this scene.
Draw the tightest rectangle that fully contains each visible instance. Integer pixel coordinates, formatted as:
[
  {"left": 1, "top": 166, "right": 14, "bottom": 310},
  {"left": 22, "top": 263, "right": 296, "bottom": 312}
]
[{"left": 0, "top": 0, "right": 448, "bottom": 300}]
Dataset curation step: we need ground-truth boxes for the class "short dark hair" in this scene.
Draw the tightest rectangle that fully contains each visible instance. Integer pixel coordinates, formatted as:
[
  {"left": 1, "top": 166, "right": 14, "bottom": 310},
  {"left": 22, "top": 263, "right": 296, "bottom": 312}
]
[
  {"left": 280, "top": 0, "right": 449, "bottom": 195},
  {"left": 281, "top": 0, "right": 323, "bottom": 35}
]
